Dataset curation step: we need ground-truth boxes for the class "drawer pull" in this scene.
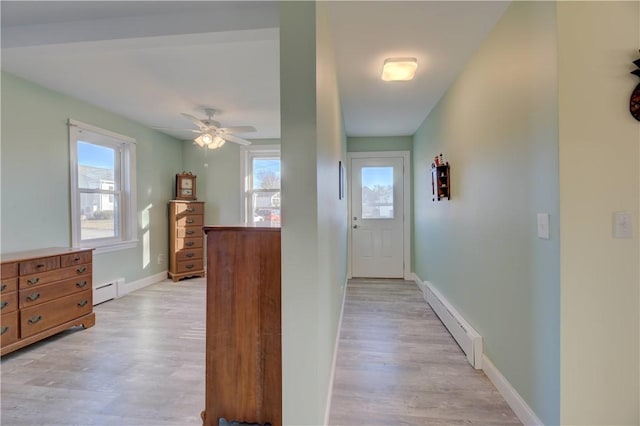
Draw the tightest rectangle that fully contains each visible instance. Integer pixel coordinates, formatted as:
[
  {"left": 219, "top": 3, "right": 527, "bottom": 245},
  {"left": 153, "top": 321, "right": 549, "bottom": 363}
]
[
  {"left": 0, "top": 301, "right": 8, "bottom": 310},
  {"left": 28, "top": 315, "right": 42, "bottom": 324},
  {"left": 37, "top": 263, "right": 45, "bottom": 268},
  {"left": 0, "top": 284, "right": 6, "bottom": 292},
  {"left": 77, "top": 300, "right": 89, "bottom": 307},
  {"left": 185, "top": 241, "right": 195, "bottom": 247},
  {"left": 186, "top": 219, "right": 194, "bottom": 224},
  {"left": 27, "top": 277, "right": 40, "bottom": 285},
  {"left": 27, "top": 293, "right": 41, "bottom": 302},
  {"left": 186, "top": 207, "right": 195, "bottom": 212},
  {"left": 76, "top": 281, "right": 88, "bottom": 288},
  {"left": 185, "top": 264, "right": 194, "bottom": 269},
  {"left": 74, "top": 257, "right": 81, "bottom": 261},
  {"left": 186, "top": 253, "right": 195, "bottom": 258},
  {"left": 186, "top": 230, "right": 195, "bottom": 235},
  {"left": 0, "top": 325, "right": 8, "bottom": 335},
  {"left": 76, "top": 266, "right": 87, "bottom": 273}
]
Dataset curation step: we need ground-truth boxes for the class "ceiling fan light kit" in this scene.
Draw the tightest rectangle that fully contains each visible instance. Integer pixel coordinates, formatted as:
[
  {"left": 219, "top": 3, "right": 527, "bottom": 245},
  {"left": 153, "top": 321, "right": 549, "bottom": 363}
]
[
  {"left": 156, "top": 108, "right": 255, "bottom": 150},
  {"left": 381, "top": 57, "right": 418, "bottom": 81}
]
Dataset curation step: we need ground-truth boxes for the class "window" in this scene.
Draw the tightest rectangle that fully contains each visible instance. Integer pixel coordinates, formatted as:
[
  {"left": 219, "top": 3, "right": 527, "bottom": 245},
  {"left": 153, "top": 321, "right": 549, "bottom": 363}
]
[
  {"left": 241, "top": 146, "right": 281, "bottom": 226},
  {"left": 69, "top": 119, "right": 137, "bottom": 253}
]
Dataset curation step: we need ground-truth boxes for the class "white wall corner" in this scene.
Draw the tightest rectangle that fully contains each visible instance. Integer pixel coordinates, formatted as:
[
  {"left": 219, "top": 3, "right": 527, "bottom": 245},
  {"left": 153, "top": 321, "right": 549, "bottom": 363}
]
[
  {"left": 324, "top": 276, "right": 349, "bottom": 425},
  {"left": 482, "top": 355, "right": 544, "bottom": 426},
  {"left": 116, "top": 270, "right": 167, "bottom": 298}
]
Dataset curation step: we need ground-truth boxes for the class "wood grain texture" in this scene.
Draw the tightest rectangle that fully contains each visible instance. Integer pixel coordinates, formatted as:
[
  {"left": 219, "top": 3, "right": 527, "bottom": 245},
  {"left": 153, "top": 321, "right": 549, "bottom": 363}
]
[
  {"left": 1, "top": 279, "right": 205, "bottom": 425},
  {"left": 328, "top": 279, "right": 521, "bottom": 426},
  {"left": 203, "top": 227, "right": 281, "bottom": 426}
]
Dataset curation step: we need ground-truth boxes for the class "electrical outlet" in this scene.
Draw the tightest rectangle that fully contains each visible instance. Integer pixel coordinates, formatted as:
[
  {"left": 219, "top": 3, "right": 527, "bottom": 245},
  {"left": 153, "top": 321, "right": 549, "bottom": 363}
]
[
  {"left": 613, "top": 212, "right": 633, "bottom": 239},
  {"left": 157, "top": 254, "right": 166, "bottom": 264}
]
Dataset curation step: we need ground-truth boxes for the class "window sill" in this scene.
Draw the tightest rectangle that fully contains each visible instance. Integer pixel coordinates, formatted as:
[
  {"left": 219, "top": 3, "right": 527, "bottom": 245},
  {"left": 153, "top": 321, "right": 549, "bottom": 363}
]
[{"left": 80, "top": 240, "right": 138, "bottom": 255}]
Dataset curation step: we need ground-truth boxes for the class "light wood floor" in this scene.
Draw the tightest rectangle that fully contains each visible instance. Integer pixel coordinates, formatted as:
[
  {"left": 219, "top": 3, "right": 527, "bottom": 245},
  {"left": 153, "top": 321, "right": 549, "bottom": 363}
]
[
  {"left": 2, "top": 278, "right": 519, "bottom": 425},
  {"left": 328, "top": 279, "right": 520, "bottom": 425}
]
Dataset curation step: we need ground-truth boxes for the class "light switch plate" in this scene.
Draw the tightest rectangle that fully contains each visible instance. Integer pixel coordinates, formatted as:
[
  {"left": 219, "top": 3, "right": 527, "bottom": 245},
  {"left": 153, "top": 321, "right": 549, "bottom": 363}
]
[
  {"left": 537, "top": 213, "right": 550, "bottom": 239},
  {"left": 613, "top": 212, "right": 633, "bottom": 239}
]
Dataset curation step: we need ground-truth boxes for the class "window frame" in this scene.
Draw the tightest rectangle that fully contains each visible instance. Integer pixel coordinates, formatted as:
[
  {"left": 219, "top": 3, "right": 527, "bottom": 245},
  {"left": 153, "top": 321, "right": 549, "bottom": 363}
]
[
  {"left": 69, "top": 119, "right": 137, "bottom": 254},
  {"left": 240, "top": 145, "right": 281, "bottom": 225}
]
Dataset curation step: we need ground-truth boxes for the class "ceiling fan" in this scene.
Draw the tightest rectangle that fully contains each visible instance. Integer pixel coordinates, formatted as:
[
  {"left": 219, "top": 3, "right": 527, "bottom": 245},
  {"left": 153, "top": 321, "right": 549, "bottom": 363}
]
[{"left": 157, "top": 108, "right": 256, "bottom": 149}]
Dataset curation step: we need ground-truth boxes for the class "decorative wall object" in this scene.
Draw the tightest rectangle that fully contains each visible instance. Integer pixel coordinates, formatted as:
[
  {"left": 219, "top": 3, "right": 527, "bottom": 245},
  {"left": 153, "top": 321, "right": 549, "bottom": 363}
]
[{"left": 630, "top": 50, "right": 640, "bottom": 122}]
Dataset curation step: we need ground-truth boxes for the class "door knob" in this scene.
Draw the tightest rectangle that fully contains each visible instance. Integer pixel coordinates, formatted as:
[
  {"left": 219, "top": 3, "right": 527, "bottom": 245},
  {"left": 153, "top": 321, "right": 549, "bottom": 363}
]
[{"left": 353, "top": 224, "right": 358, "bottom": 229}]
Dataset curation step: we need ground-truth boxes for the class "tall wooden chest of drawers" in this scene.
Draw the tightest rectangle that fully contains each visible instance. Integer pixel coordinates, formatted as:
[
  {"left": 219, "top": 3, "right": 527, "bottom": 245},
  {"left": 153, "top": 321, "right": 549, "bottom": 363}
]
[
  {"left": 169, "top": 200, "right": 206, "bottom": 282},
  {"left": 201, "top": 227, "right": 281, "bottom": 426},
  {"left": 1, "top": 247, "right": 95, "bottom": 356}
]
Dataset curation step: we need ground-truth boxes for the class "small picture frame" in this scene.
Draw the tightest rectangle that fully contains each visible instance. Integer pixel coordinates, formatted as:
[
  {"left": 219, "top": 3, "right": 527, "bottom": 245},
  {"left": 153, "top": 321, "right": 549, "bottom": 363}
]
[
  {"left": 338, "top": 161, "right": 346, "bottom": 200},
  {"left": 176, "top": 172, "right": 197, "bottom": 200}
]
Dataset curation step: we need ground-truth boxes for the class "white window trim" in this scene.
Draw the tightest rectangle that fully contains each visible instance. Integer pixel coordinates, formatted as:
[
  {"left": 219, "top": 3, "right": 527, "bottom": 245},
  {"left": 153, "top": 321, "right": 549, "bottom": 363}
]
[
  {"left": 69, "top": 119, "right": 138, "bottom": 254},
  {"left": 240, "top": 145, "right": 280, "bottom": 225}
]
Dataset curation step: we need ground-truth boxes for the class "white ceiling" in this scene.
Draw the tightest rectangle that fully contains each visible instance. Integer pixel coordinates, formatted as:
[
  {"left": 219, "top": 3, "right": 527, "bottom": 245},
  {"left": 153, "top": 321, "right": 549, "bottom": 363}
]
[{"left": 1, "top": 1, "right": 509, "bottom": 140}]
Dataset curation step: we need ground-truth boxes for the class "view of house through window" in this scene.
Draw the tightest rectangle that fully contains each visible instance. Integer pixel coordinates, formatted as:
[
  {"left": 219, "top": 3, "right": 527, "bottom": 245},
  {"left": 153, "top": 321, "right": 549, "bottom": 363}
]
[
  {"left": 69, "top": 120, "right": 137, "bottom": 252},
  {"left": 77, "top": 141, "right": 120, "bottom": 240},
  {"left": 361, "top": 166, "right": 394, "bottom": 219},
  {"left": 243, "top": 147, "right": 281, "bottom": 226}
]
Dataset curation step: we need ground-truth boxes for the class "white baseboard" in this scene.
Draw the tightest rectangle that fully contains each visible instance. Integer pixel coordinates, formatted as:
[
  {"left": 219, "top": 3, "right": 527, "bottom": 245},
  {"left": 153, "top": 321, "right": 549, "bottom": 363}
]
[
  {"left": 412, "top": 273, "right": 542, "bottom": 425},
  {"left": 116, "top": 270, "right": 168, "bottom": 298},
  {"left": 324, "top": 276, "right": 349, "bottom": 425},
  {"left": 482, "top": 355, "right": 543, "bottom": 426}
]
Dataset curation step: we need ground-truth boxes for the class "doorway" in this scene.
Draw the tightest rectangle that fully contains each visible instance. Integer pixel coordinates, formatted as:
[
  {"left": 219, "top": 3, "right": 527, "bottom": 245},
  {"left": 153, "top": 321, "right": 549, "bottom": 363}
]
[{"left": 348, "top": 151, "right": 411, "bottom": 279}]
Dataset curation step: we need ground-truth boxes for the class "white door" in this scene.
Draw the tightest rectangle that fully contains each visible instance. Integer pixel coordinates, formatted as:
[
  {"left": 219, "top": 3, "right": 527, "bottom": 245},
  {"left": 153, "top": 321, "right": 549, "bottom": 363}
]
[{"left": 350, "top": 156, "right": 405, "bottom": 278}]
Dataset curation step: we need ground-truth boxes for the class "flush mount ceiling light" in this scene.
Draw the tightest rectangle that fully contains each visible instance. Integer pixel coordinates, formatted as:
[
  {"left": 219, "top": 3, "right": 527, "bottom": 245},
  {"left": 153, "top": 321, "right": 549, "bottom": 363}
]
[{"left": 381, "top": 57, "right": 418, "bottom": 81}]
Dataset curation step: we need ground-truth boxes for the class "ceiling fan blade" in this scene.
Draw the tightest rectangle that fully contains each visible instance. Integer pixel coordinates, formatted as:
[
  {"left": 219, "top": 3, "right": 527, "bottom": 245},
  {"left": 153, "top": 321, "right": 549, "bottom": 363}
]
[
  {"left": 180, "top": 113, "right": 208, "bottom": 130},
  {"left": 218, "top": 133, "right": 252, "bottom": 146},
  {"left": 218, "top": 126, "right": 256, "bottom": 134},
  {"left": 153, "top": 126, "right": 202, "bottom": 133}
]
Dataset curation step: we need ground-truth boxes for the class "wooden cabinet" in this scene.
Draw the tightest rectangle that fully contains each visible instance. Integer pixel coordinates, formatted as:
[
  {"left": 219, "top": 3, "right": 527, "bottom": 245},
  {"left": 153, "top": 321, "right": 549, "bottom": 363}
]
[
  {"left": 169, "top": 201, "right": 205, "bottom": 282},
  {"left": 432, "top": 164, "right": 451, "bottom": 201},
  {"left": 1, "top": 247, "right": 95, "bottom": 356},
  {"left": 202, "top": 227, "right": 281, "bottom": 426}
]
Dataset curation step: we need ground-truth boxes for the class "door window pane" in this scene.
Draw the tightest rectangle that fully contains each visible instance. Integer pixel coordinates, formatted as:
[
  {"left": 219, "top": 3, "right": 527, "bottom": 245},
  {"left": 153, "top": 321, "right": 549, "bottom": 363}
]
[{"left": 361, "top": 166, "right": 394, "bottom": 219}]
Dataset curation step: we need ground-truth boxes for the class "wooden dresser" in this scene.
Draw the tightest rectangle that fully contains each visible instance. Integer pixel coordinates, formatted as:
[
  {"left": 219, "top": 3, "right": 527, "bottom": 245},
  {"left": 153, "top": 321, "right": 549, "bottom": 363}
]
[
  {"left": 202, "top": 227, "right": 281, "bottom": 426},
  {"left": 1, "top": 247, "right": 95, "bottom": 356},
  {"left": 168, "top": 200, "right": 205, "bottom": 282}
]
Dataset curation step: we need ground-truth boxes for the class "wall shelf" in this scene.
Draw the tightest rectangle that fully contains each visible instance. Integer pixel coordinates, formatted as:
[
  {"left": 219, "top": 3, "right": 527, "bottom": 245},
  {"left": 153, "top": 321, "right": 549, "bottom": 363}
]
[{"left": 432, "top": 164, "right": 450, "bottom": 201}]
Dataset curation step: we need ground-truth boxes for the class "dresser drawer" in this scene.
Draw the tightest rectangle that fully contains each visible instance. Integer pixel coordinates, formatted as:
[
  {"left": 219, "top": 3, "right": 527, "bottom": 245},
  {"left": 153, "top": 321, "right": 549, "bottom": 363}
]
[
  {"left": 19, "top": 256, "right": 60, "bottom": 275},
  {"left": 19, "top": 264, "right": 92, "bottom": 289},
  {"left": 177, "top": 227, "right": 204, "bottom": 238},
  {"left": 19, "top": 276, "right": 92, "bottom": 309},
  {"left": 176, "top": 249, "right": 204, "bottom": 262},
  {"left": 60, "top": 251, "right": 92, "bottom": 268},
  {"left": 1, "top": 277, "right": 18, "bottom": 294},
  {"left": 0, "top": 291, "right": 17, "bottom": 314},
  {"left": 1, "top": 311, "right": 19, "bottom": 347},
  {"left": 20, "top": 290, "right": 92, "bottom": 338},
  {"left": 1, "top": 262, "right": 18, "bottom": 279},
  {"left": 176, "top": 215, "right": 203, "bottom": 227},
  {"left": 174, "top": 202, "right": 204, "bottom": 215},
  {"left": 177, "top": 259, "right": 204, "bottom": 274},
  {"left": 175, "top": 237, "right": 203, "bottom": 250}
]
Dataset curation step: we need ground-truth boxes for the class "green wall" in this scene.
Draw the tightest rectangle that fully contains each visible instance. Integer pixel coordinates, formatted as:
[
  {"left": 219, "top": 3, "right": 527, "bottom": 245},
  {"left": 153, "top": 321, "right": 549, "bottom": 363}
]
[
  {"left": 558, "top": 2, "right": 639, "bottom": 423},
  {"left": 1, "top": 72, "right": 183, "bottom": 286},
  {"left": 412, "top": 2, "right": 559, "bottom": 424},
  {"left": 182, "top": 138, "right": 279, "bottom": 226},
  {"left": 280, "top": 2, "right": 348, "bottom": 424},
  {"left": 347, "top": 136, "right": 412, "bottom": 153}
]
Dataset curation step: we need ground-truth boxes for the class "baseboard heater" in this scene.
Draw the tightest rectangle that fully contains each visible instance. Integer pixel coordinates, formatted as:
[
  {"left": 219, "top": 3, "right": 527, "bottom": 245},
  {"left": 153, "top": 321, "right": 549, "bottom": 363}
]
[
  {"left": 93, "top": 278, "right": 123, "bottom": 305},
  {"left": 425, "top": 282, "right": 483, "bottom": 369}
]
